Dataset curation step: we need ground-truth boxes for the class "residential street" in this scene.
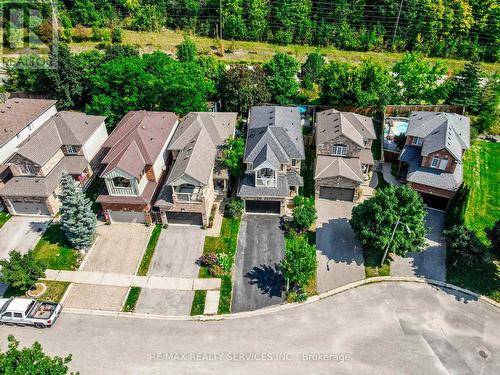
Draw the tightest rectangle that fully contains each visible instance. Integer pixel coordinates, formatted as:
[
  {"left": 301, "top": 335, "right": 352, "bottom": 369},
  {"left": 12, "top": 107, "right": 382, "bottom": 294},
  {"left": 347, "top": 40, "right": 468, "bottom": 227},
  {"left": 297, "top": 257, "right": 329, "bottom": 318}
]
[
  {"left": 232, "top": 215, "right": 285, "bottom": 313},
  {"left": 391, "top": 209, "right": 447, "bottom": 281},
  {"left": 315, "top": 200, "right": 365, "bottom": 293},
  {"left": 1, "top": 282, "right": 498, "bottom": 374}
]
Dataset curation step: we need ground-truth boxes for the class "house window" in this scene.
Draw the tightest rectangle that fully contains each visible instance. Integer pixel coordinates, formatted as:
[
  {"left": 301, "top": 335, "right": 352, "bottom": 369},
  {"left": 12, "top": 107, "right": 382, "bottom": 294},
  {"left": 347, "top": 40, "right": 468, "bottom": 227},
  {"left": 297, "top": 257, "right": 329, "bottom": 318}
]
[
  {"left": 331, "top": 144, "right": 347, "bottom": 156},
  {"left": 291, "top": 159, "right": 296, "bottom": 166},
  {"left": 66, "top": 145, "right": 79, "bottom": 155},
  {"left": 431, "top": 156, "right": 440, "bottom": 168},
  {"left": 19, "top": 164, "right": 35, "bottom": 175},
  {"left": 412, "top": 137, "right": 423, "bottom": 146},
  {"left": 113, "top": 177, "right": 131, "bottom": 187},
  {"left": 439, "top": 157, "right": 448, "bottom": 170}
]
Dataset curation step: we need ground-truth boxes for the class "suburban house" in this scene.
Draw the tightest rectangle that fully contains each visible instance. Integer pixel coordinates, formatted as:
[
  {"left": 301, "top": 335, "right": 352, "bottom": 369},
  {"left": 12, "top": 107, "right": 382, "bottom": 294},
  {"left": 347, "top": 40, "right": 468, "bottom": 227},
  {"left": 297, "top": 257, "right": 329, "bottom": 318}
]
[
  {"left": 0, "top": 111, "right": 108, "bottom": 216},
  {"left": 155, "top": 112, "right": 237, "bottom": 226},
  {"left": 237, "top": 106, "right": 305, "bottom": 215},
  {"left": 0, "top": 98, "right": 57, "bottom": 195},
  {"left": 97, "top": 111, "right": 179, "bottom": 224},
  {"left": 314, "top": 109, "right": 376, "bottom": 202},
  {"left": 398, "top": 111, "right": 470, "bottom": 209}
]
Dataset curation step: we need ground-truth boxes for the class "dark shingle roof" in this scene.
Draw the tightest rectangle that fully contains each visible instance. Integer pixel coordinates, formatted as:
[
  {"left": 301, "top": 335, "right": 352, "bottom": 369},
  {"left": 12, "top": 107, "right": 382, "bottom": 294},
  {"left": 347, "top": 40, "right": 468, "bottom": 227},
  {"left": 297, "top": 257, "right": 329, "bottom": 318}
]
[
  {"left": 314, "top": 156, "right": 364, "bottom": 182},
  {"left": 316, "top": 109, "right": 376, "bottom": 146}
]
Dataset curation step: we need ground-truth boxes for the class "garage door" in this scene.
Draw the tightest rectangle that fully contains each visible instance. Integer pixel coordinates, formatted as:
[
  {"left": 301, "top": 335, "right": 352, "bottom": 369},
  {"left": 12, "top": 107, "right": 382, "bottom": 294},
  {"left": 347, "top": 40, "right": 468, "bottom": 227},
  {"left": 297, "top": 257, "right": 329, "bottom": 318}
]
[
  {"left": 319, "top": 187, "right": 354, "bottom": 201},
  {"left": 108, "top": 210, "right": 148, "bottom": 224},
  {"left": 245, "top": 200, "right": 281, "bottom": 214},
  {"left": 8, "top": 200, "right": 50, "bottom": 216},
  {"left": 166, "top": 212, "right": 203, "bottom": 226},
  {"left": 420, "top": 192, "right": 449, "bottom": 211}
]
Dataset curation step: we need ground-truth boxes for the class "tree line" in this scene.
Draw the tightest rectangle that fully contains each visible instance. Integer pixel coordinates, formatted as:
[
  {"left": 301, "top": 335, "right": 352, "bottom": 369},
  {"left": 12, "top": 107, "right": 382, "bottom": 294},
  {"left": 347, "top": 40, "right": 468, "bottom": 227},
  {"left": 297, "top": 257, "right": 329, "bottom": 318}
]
[{"left": 1, "top": 1, "right": 499, "bottom": 62}]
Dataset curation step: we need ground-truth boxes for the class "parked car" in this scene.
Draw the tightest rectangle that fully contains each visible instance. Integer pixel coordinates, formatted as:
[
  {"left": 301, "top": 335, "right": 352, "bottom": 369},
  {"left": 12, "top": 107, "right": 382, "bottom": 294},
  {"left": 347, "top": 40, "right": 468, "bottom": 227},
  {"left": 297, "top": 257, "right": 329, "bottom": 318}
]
[{"left": 0, "top": 297, "right": 62, "bottom": 328}]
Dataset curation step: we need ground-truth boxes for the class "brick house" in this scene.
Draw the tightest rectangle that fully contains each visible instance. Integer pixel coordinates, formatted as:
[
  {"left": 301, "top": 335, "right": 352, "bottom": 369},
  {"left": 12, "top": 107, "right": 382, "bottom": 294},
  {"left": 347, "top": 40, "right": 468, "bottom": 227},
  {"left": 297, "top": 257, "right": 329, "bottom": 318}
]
[
  {"left": 97, "top": 111, "right": 179, "bottom": 224},
  {"left": 0, "top": 111, "right": 108, "bottom": 216},
  {"left": 237, "top": 106, "right": 305, "bottom": 215},
  {"left": 398, "top": 111, "right": 470, "bottom": 209},
  {"left": 155, "top": 112, "right": 237, "bottom": 226},
  {"left": 314, "top": 109, "right": 376, "bottom": 201}
]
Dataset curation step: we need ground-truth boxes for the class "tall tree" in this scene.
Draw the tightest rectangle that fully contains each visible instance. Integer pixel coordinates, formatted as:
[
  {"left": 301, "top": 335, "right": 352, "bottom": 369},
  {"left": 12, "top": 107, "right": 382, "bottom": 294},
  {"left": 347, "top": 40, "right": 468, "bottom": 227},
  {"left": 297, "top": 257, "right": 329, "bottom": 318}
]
[
  {"left": 264, "top": 52, "right": 300, "bottom": 104},
  {"left": 221, "top": 136, "right": 246, "bottom": 177},
  {"left": 350, "top": 185, "right": 427, "bottom": 258},
  {"left": 280, "top": 233, "right": 317, "bottom": 292},
  {"left": 60, "top": 173, "right": 97, "bottom": 251},
  {"left": 352, "top": 59, "right": 398, "bottom": 107},
  {"left": 300, "top": 51, "right": 325, "bottom": 90},
  {"left": 246, "top": 0, "right": 269, "bottom": 41},
  {"left": 273, "top": 0, "right": 313, "bottom": 44},
  {"left": 320, "top": 61, "right": 356, "bottom": 106},
  {"left": 447, "top": 58, "right": 483, "bottom": 113},
  {"left": 0, "top": 250, "right": 45, "bottom": 292},
  {"left": 222, "top": 0, "right": 247, "bottom": 39}
]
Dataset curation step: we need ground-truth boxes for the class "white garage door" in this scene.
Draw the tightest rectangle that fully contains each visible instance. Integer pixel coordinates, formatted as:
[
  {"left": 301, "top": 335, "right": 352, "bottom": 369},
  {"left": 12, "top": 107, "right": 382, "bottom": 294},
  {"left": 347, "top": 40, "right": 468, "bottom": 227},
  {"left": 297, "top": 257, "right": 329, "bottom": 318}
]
[
  {"left": 8, "top": 200, "right": 50, "bottom": 216},
  {"left": 108, "top": 210, "right": 148, "bottom": 224}
]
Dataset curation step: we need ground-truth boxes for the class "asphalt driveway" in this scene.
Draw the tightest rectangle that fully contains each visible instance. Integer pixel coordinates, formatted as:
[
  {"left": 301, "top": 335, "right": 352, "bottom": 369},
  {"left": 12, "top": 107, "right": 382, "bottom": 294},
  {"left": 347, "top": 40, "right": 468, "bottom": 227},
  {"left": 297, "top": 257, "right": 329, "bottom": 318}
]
[
  {"left": 316, "top": 199, "right": 365, "bottom": 293},
  {"left": 0, "top": 216, "right": 50, "bottom": 259},
  {"left": 391, "top": 208, "right": 447, "bottom": 281},
  {"left": 232, "top": 215, "right": 285, "bottom": 313},
  {"left": 135, "top": 226, "right": 206, "bottom": 316}
]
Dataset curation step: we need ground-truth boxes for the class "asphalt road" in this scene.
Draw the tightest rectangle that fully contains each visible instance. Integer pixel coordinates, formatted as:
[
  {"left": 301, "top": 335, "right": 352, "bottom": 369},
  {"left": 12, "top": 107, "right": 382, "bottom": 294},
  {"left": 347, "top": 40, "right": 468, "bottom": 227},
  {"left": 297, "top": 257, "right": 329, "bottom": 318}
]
[
  {"left": 232, "top": 215, "right": 285, "bottom": 313},
  {"left": 1, "top": 282, "right": 498, "bottom": 375}
]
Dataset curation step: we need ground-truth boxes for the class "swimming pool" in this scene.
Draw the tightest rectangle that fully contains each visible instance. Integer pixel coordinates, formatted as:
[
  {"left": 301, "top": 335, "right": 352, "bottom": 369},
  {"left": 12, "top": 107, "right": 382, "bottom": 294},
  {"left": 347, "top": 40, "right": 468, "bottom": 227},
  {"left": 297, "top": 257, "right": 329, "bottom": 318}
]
[{"left": 393, "top": 120, "right": 409, "bottom": 135}]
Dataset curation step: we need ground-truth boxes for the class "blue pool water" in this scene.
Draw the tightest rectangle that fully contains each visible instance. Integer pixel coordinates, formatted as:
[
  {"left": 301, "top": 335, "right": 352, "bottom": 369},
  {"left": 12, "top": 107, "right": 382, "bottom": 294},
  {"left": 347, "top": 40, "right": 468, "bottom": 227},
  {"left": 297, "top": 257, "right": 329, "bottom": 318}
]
[{"left": 394, "top": 120, "right": 409, "bottom": 135}]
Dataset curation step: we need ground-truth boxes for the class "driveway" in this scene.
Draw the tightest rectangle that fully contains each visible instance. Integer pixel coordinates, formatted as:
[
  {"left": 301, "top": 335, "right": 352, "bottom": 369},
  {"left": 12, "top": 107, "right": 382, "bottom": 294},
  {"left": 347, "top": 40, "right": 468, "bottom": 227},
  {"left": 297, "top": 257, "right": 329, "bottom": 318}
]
[
  {"left": 0, "top": 216, "right": 50, "bottom": 259},
  {"left": 391, "top": 208, "right": 447, "bottom": 281},
  {"left": 316, "top": 200, "right": 365, "bottom": 293},
  {"left": 4, "top": 282, "right": 499, "bottom": 374},
  {"left": 135, "top": 226, "right": 206, "bottom": 316},
  {"left": 232, "top": 215, "right": 285, "bottom": 313}
]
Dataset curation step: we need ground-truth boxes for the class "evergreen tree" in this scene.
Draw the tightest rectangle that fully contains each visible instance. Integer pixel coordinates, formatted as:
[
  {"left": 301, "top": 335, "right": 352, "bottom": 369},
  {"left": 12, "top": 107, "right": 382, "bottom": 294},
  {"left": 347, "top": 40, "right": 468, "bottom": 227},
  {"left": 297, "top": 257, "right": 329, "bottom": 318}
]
[
  {"left": 176, "top": 35, "right": 197, "bottom": 62},
  {"left": 447, "top": 58, "right": 483, "bottom": 113},
  {"left": 60, "top": 174, "right": 96, "bottom": 251},
  {"left": 246, "top": 0, "right": 269, "bottom": 41}
]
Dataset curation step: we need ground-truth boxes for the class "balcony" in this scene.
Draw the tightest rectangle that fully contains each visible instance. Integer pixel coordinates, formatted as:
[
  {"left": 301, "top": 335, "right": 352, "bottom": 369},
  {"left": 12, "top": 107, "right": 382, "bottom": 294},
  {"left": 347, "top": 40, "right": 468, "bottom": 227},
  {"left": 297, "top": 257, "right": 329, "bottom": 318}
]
[
  {"left": 256, "top": 176, "right": 277, "bottom": 187},
  {"left": 174, "top": 185, "right": 204, "bottom": 203}
]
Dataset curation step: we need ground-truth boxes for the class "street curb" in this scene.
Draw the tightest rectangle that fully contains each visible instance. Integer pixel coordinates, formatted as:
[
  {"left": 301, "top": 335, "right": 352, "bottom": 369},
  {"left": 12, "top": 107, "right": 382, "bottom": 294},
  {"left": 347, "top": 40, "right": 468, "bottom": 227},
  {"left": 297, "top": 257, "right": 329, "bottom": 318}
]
[{"left": 61, "top": 277, "right": 500, "bottom": 321}]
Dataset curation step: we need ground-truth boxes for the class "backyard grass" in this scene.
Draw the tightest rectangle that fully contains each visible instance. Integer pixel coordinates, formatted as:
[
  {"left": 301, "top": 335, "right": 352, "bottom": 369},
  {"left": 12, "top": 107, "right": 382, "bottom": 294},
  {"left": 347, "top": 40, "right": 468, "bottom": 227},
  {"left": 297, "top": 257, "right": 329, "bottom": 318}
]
[
  {"left": 33, "top": 224, "right": 80, "bottom": 270},
  {"left": 0, "top": 211, "right": 11, "bottom": 229},
  {"left": 364, "top": 249, "right": 391, "bottom": 278},
  {"left": 122, "top": 287, "right": 141, "bottom": 312},
  {"left": 463, "top": 141, "right": 500, "bottom": 245},
  {"left": 190, "top": 290, "right": 207, "bottom": 316},
  {"left": 300, "top": 146, "right": 316, "bottom": 198},
  {"left": 37, "top": 281, "right": 70, "bottom": 302},
  {"left": 137, "top": 225, "right": 162, "bottom": 276},
  {"left": 68, "top": 29, "right": 500, "bottom": 74},
  {"left": 195, "top": 217, "right": 240, "bottom": 314},
  {"left": 447, "top": 260, "right": 500, "bottom": 302}
]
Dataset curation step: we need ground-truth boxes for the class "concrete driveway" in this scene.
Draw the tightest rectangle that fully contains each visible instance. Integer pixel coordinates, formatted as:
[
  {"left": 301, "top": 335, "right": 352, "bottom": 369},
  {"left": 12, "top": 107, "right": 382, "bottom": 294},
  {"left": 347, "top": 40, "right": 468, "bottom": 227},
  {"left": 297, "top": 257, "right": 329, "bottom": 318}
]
[
  {"left": 232, "top": 215, "right": 285, "bottom": 313},
  {"left": 0, "top": 216, "right": 50, "bottom": 259},
  {"left": 5, "top": 282, "right": 499, "bottom": 374},
  {"left": 316, "top": 200, "right": 365, "bottom": 293},
  {"left": 391, "top": 208, "right": 447, "bottom": 281},
  {"left": 135, "top": 226, "right": 206, "bottom": 316}
]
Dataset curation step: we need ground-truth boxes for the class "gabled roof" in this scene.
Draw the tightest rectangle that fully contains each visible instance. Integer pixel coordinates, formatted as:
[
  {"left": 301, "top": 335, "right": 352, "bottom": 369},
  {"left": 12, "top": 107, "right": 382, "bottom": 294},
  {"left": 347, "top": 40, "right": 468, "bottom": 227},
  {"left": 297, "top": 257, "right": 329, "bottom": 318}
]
[
  {"left": 101, "top": 111, "right": 178, "bottom": 179},
  {"left": 314, "top": 155, "right": 364, "bottom": 182},
  {"left": 0, "top": 98, "right": 56, "bottom": 147},
  {"left": 164, "top": 112, "right": 237, "bottom": 186},
  {"left": 15, "top": 111, "right": 106, "bottom": 166},
  {"left": 406, "top": 112, "right": 470, "bottom": 160},
  {"left": 244, "top": 106, "right": 305, "bottom": 167},
  {"left": 316, "top": 109, "right": 376, "bottom": 146}
]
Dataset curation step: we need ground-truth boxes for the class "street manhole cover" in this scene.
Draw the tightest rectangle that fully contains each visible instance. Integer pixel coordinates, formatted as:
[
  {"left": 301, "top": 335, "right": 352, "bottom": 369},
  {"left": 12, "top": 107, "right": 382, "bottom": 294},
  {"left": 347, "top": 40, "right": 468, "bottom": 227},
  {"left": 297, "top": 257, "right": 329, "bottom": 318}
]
[{"left": 478, "top": 350, "right": 488, "bottom": 359}]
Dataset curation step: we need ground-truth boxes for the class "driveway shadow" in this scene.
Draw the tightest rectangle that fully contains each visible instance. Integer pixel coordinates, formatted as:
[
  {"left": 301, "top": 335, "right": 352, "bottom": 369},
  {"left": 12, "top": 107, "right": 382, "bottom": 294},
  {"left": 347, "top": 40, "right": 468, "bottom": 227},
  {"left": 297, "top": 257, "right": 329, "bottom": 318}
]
[{"left": 245, "top": 263, "right": 284, "bottom": 298}]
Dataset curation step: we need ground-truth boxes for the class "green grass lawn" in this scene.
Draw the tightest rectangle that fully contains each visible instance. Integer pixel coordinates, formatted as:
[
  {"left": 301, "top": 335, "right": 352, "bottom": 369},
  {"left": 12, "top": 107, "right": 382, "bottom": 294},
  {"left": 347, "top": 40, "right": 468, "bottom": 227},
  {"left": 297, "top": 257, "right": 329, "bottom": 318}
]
[
  {"left": 33, "top": 224, "right": 80, "bottom": 270},
  {"left": 364, "top": 249, "right": 391, "bottom": 278},
  {"left": 447, "top": 260, "right": 500, "bottom": 302},
  {"left": 300, "top": 146, "right": 316, "bottom": 198},
  {"left": 68, "top": 29, "right": 500, "bottom": 74},
  {"left": 463, "top": 141, "right": 500, "bottom": 244},
  {"left": 122, "top": 287, "right": 141, "bottom": 312},
  {"left": 190, "top": 290, "right": 207, "bottom": 316},
  {"left": 37, "top": 281, "right": 70, "bottom": 302},
  {"left": 196, "top": 217, "right": 240, "bottom": 314},
  {"left": 0, "top": 211, "right": 11, "bottom": 229},
  {"left": 137, "top": 225, "right": 161, "bottom": 276}
]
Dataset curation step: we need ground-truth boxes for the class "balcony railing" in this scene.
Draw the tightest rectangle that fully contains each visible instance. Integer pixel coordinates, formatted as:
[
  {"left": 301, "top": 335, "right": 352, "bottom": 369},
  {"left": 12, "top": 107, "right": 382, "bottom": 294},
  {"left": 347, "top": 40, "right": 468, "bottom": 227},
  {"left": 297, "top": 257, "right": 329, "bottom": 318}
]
[
  {"left": 174, "top": 186, "right": 204, "bottom": 202},
  {"left": 256, "top": 176, "right": 276, "bottom": 187}
]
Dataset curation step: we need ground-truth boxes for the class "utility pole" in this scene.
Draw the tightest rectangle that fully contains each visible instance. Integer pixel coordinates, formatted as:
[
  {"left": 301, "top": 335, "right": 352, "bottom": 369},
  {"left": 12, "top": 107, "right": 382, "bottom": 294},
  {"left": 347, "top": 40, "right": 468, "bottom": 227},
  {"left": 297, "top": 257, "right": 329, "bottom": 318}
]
[
  {"left": 380, "top": 218, "right": 411, "bottom": 266},
  {"left": 392, "top": 0, "right": 404, "bottom": 46},
  {"left": 219, "top": 0, "right": 223, "bottom": 39}
]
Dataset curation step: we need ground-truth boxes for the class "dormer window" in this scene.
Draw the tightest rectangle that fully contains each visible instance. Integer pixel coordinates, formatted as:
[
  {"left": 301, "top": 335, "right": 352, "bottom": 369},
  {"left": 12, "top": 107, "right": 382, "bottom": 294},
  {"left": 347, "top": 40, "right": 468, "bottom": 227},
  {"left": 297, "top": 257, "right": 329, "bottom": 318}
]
[
  {"left": 19, "top": 164, "right": 35, "bottom": 176},
  {"left": 113, "top": 177, "right": 131, "bottom": 188},
  {"left": 66, "top": 145, "right": 78, "bottom": 155},
  {"left": 412, "top": 137, "right": 423, "bottom": 146},
  {"left": 331, "top": 144, "right": 347, "bottom": 156}
]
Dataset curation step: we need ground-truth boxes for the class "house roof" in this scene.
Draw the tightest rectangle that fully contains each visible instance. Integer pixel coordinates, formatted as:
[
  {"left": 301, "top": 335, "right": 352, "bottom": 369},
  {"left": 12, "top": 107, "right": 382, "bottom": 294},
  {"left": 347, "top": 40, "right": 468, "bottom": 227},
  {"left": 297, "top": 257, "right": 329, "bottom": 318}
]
[
  {"left": 237, "top": 173, "right": 293, "bottom": 198},
  {"left": 244, "top": 106, "right": 305, "bottom": 166},
  {"left": 101, "top": 111, "right": 178, "bottom": 179},
  {"left": 400, "top": 145, "right": 463, "bottom": 191},
  {"left": 0, "top": 98, "right": 57, "bottom": 147},
  {"left": 316, "top": 109, "right": 376, "bottom": 147},
  {"left": 165, "top": 112, "right": 237, "bottom": 186},
  {"left": 314, "top": 155, "right": 364, "bottom": 182},
  {"left": 97, "top": 180, "right": 157, "bottom": 205},
  {"left": 14, "top": 111, "right": 106, "bottom": 166},
  {"left": 406, "top": 112, "right": 470, "bottom": 160}
]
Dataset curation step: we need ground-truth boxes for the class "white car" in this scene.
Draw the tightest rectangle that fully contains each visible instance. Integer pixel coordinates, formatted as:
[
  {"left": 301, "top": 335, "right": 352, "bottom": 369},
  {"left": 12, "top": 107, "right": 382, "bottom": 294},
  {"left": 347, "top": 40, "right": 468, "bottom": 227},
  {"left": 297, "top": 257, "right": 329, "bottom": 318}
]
[{"left": 0, "top": 297, "right": 62, "bottom": 328}]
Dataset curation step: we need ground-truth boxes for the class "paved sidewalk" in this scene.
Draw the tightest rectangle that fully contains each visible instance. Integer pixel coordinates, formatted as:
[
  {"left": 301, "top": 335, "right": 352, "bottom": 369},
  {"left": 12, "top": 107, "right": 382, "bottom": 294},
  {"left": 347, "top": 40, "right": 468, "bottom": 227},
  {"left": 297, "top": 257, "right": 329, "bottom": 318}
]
[
  {"left": 44, "top": 270, "right": 221, "bottom": 291},
  {"left": 382, "top": 161, "right": 401, "bottom": 186}
]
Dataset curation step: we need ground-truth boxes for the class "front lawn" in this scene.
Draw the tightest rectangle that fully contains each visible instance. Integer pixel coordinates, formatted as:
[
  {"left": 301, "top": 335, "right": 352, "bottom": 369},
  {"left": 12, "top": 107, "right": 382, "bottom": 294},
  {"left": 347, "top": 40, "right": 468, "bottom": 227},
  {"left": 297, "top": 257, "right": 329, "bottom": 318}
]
[
  {"left": 196, "top": 217, "right": 240, "bottom": 314},
  {"left": 122, "top": 287, "right": 141, "bottom": 312},
  {"left": 364, "top": 249, "right": 390, "bottom": 278},
  {"left": 463, "top": 141, "right": 500, "bottom": 244},
  {"left": 33, "top": 224, "right": 80, "bottom": 270},
  {"left": 191, "top": 290, "right": 207, "bottom": 316},
  {"left": 37, "top": 281, "right": 70, "bottom": 302},
  {"left": 137, "top": 225, "right": 161, "bottom": 276},
  {"left": 0, "top": 211, "right": 11, "bottom": 229},
  {"left": 447, "top": 260, "right": 500, "bottom": 302}
]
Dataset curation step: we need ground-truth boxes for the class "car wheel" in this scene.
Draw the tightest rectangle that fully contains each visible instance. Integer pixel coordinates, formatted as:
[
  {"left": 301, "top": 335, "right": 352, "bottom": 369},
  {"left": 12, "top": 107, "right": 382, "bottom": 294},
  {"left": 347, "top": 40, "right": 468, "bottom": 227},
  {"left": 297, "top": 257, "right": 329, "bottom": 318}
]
[{"left": 34, "top": 323, "right": 46, "bottom": 329}]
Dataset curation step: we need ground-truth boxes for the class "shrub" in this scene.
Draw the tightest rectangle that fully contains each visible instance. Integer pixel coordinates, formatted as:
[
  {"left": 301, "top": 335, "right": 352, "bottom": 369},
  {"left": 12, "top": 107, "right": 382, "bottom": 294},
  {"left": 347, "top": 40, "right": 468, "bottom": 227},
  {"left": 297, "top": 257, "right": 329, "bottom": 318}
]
[
  {"left": 444, "top": 225, "right": 485, "bottom": 266},
  {"left": 292, "top": 195, "right": 317, "bottom": 232},
  {"left": 208, "top": 264, "right": 225, "bottom": 278},
  {"left": 91, "top": 26, "right": 110, "bottom": 42},
  {"left": 286, "top": 290, "right": 308, "bottom": 303},
  {"left": 225, "top": 198, "right": 244, "bottom": 219},
  {"left": 73, "top": 24, "right": 91, "bottom": 42},
  {"left": 0, "top": 250, "right": 45, "bottom": 292},
  {"left": 176, "top": 35, "right": 197, "bottom": 62},
  {"left": 199, "top": 252, "right": 218, "bottom": 267},
  {"left": 111, "top": 27, "right": 123, "bottom": 44},
  {"left": 217, "top": 253, "right": 231, "bottom": 272}
]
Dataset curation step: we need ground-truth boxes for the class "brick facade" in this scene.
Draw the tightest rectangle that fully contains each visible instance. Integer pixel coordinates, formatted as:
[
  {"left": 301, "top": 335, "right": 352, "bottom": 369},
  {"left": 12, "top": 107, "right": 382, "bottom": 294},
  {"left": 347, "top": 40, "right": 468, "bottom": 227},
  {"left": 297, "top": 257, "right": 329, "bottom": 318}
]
[{"left": 421, "top": 148, "right": 458, "bottom": 173}]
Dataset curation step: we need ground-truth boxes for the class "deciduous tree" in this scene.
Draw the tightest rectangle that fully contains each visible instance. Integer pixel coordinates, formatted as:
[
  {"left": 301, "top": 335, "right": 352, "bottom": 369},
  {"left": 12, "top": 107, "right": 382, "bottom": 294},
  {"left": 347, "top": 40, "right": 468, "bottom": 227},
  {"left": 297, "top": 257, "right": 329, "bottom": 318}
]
[
  {"left": 221, "top": 136, "right": 246, "bottom": 177},
  {"left": 264, "top": 52, "right": 300, "bottom": 104},
  {"left": 444, "top": 225, "right": 485, "bottom": 266},
  {"left": 0, "top": 251, "right": 45, "bottom": 292},
  {"left": 280, "top": 233, "right": 317, "bottom": 291},
  {"left": 300, "top": 52, "right": 325, "bottom": 90}
]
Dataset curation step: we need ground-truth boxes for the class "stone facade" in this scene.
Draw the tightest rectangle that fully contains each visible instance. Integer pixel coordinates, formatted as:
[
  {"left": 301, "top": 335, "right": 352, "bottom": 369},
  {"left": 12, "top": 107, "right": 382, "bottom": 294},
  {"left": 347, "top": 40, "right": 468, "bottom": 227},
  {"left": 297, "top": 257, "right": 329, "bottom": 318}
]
[
  {"left": 314, "top": 176, "right": 360, "bottom": 202},
  {"left": 317, "top": 135, "right": 363, "bottom": 158}
]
